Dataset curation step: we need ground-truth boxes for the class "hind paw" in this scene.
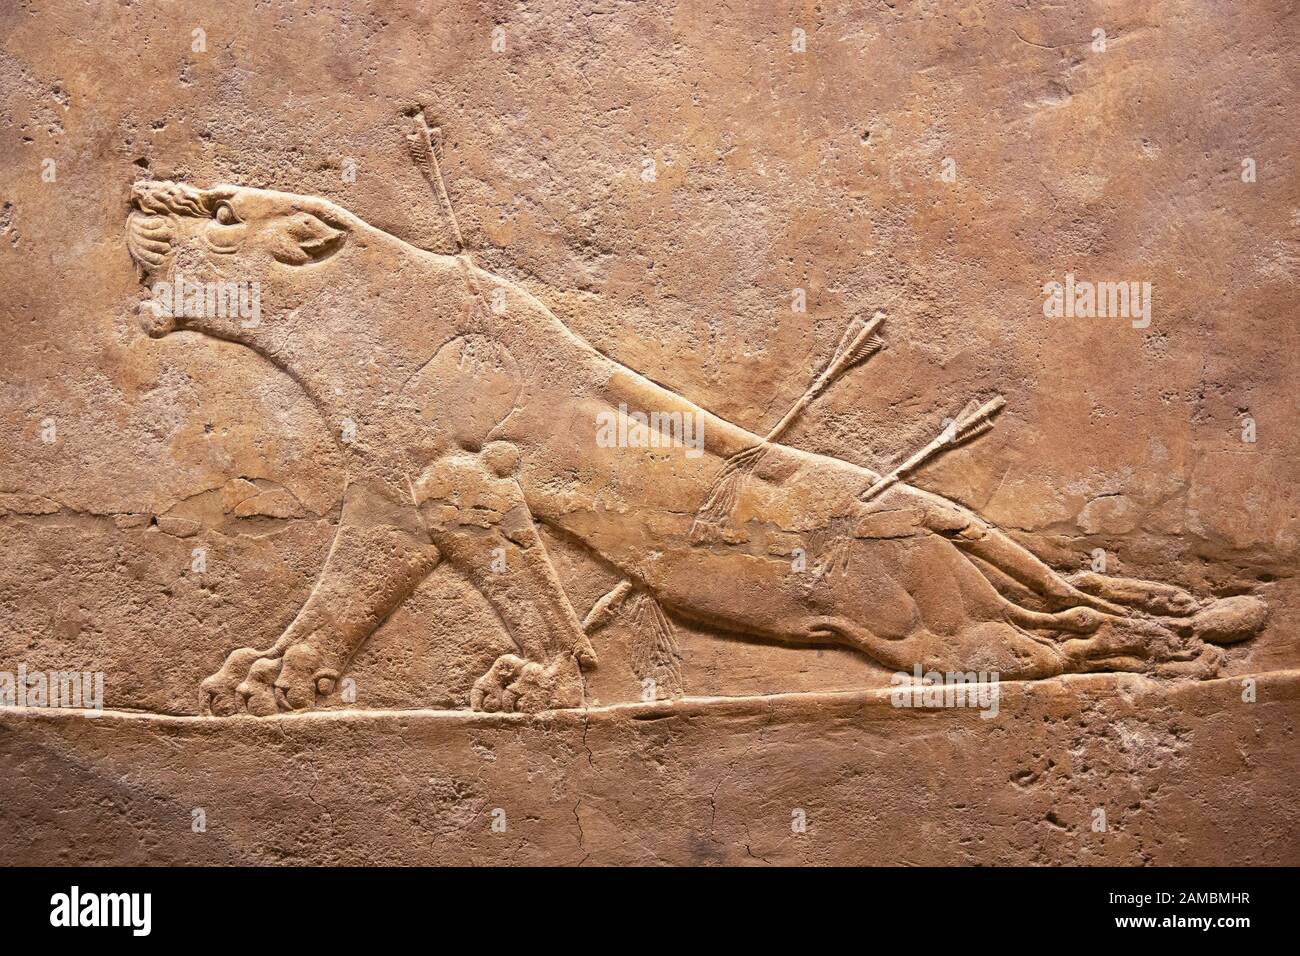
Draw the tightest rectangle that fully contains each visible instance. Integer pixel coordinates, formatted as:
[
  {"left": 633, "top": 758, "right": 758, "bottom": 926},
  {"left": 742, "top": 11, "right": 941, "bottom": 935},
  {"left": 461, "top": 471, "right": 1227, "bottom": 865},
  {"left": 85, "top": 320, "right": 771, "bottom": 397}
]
[
  {"left": 1067, "top": 571, "right": 1199, "bottom": 616},
  {"left": 1190, "top": 595, "right": 1269, "bottom": 645},
  {"left": 470, "top": 653, "right": 584, "bottom": 714}
]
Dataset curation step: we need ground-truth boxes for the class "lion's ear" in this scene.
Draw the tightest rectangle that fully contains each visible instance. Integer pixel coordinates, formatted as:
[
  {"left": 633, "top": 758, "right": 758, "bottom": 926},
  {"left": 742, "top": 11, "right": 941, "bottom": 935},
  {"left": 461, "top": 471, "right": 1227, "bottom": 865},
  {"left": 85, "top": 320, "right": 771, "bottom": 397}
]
[{"left": 270, "top": 210, "right": 347, "bottom": 265}]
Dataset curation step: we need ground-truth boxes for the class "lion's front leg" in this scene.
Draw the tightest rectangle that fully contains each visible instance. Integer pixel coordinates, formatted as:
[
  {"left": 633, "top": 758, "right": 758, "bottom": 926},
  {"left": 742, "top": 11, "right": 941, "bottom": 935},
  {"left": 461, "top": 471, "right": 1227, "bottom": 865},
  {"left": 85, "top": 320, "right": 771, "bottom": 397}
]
[
  {"left": 201, "top": 479, "right": 439, "bottom": 715},
  {"left": 413, "top": 442, "right": 596, "bottom": 714}
]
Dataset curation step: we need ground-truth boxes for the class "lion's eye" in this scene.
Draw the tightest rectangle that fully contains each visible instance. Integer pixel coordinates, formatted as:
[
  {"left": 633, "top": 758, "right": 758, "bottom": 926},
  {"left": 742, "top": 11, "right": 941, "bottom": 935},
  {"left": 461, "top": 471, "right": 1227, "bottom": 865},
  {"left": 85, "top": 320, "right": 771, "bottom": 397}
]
[{"left": 214, "top": 202, "right": 240, "bottom": 225}]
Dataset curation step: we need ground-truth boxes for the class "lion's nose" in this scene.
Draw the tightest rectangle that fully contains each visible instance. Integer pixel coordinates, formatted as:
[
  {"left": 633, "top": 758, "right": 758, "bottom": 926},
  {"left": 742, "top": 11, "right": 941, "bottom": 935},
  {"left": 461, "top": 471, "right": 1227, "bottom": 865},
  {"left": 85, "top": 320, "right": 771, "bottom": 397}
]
[
  {"left": 130, "top": 180, "right": 169, "bottom": 211},
  {"left": 289, "top": 213, "right": 346, "bottom": 258},
  {"left": 290, "top": 213, "right": 342, "bottom": 242}
]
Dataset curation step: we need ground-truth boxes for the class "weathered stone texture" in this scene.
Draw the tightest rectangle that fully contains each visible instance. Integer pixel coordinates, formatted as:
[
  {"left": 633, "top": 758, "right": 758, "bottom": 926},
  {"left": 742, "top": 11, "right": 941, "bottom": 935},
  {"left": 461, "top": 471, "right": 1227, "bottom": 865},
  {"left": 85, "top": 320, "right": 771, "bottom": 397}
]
[
  {"left": 2, "top": 673, "right": 1297, "bottom": 865},
  {"left": 0, "top": 0, "right": 1296, "bottom": 864}
]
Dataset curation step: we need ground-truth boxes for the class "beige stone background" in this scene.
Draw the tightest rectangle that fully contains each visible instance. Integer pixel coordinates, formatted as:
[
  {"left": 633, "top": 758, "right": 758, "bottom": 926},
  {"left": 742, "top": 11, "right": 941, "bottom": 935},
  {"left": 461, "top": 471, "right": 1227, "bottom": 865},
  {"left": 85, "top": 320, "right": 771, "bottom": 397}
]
[{"left": 1, "top": 0, "right": 1297, "bottom": 717}]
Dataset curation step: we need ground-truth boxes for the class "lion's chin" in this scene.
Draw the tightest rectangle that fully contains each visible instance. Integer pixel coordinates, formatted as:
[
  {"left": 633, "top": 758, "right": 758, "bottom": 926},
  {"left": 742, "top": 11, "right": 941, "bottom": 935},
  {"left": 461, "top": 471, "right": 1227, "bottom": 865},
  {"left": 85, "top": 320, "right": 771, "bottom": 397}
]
[{"left": 138, "top": 307, "right": 178, "bottom": 338}]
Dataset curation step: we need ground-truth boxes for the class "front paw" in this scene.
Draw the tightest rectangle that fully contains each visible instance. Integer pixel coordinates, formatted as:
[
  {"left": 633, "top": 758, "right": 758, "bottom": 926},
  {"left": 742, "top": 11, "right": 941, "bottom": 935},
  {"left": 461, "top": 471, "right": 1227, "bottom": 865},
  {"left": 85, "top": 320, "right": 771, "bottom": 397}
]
[
  {"left": 470, "top": 653, "right": 584, "bottom": 714},
  {"left": 271, "top": 642, "right": 341, "bottom": 711},
  {"left": 201, "top": 646, "right": 267, "bottom": 716},
  {"left": 201, "top": 641, "right": 341, "bottom": 716}
]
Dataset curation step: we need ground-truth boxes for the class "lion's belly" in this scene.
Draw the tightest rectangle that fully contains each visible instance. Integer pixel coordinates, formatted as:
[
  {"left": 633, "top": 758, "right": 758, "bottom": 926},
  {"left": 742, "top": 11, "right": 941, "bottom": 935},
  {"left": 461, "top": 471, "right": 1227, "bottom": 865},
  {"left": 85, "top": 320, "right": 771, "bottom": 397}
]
[{"left": 510, "top": 409, "right": 928, "bottom": 643}]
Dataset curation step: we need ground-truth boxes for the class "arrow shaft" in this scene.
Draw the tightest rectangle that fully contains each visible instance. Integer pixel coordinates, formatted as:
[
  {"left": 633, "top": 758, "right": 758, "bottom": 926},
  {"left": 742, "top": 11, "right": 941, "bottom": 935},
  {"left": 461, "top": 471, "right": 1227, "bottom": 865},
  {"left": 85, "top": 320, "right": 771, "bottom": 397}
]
[{"left": 764, "top": 312, "right": 886, "bottom": 443}]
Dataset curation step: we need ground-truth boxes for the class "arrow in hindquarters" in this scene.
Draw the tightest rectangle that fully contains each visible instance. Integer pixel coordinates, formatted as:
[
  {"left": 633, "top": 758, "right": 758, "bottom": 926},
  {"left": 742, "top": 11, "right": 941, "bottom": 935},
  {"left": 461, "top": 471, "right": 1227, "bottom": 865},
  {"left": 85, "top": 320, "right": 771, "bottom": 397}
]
[
  {"left": 859, "top": 394, "right": 1007, "bottom": 504},
  {"left": 690, "top": 310, "right": 888, "bottom": 539}
]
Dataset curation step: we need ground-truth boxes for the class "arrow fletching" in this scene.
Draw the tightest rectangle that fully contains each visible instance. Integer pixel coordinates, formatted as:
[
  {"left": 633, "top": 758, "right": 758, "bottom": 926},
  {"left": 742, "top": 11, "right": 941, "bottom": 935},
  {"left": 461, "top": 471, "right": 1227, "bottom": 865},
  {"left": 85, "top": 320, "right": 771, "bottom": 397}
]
[
  {"left": 826, "top": 311, "right": 886, "bottom": 381},
  {"left": 693, "top": 309, "right": 891, "bottom": 530},
  {"left": 946, "top": 394, "right": 1006, "bottom": 447},
  {"left": 860, "top": 393, "right": 1007, "bottom": 503},
  {"left": 829, "top": 316, "right": 866, "bottom": 367}
]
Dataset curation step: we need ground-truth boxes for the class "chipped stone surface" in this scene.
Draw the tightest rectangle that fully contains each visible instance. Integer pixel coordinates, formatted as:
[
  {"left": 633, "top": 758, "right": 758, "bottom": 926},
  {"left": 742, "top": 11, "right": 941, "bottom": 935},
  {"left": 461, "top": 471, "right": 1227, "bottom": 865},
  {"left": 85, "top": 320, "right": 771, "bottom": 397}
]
[{"left": 0, "top": 1, "right": 1296, "bottom": 864}]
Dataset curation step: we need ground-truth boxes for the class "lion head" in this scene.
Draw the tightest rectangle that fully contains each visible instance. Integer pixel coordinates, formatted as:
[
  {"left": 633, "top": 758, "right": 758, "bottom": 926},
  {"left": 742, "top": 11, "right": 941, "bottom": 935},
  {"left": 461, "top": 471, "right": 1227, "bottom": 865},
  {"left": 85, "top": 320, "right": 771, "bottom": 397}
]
[{"left": 127, "top": 180, "right": 353, "bottom": 338}]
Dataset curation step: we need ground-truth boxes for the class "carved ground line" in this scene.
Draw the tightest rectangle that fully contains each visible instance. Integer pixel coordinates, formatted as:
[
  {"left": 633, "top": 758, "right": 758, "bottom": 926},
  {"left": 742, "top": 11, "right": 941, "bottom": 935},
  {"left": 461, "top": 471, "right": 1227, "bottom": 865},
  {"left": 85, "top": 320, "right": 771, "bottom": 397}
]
[{"left": 3, "top": 669, "right": 1296, "bottom": 727}]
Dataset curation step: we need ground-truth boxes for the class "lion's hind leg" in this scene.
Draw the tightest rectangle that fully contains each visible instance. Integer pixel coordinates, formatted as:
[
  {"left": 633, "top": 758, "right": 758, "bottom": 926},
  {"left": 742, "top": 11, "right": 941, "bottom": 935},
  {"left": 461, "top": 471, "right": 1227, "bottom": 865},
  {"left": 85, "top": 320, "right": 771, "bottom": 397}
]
[
  {"left": 833, "top": 523, "right": 1227, "bottom": 682},
  {"left": 1067, "top": 570, "right": 1198, "bottom": 615},
  {"left": 901, "top": 499, "right": 1265, "bottom": 675},
  {"left": 882, "top": 614, "right": 1219, "bottom": 685},
  {"left": 1052, "top": 613, "right": 1224, "bottom": 679},
  {"left": 908, "top": 498, "right": 1126, "bottom": 616}
]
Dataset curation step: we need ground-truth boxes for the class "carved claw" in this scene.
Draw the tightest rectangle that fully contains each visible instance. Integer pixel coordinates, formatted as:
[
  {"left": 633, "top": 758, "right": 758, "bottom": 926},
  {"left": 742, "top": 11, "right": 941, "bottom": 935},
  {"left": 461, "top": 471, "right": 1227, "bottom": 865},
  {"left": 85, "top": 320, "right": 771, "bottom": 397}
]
[
  {"left": 470, "top": 653, "right": 584, "bottom": 714},
  {"left": 201, "top": 646, "right": 267, "bottom": 716},
  {"left": 202, "top": 641, "right": 342, "bottom": 716}
]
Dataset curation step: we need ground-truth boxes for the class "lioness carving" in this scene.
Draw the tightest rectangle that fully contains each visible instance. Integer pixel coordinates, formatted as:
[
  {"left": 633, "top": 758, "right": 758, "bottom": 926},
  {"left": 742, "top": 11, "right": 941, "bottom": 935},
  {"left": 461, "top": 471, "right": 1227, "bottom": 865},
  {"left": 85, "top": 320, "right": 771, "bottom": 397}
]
[{"left": 126, "top": 178, "right": 1268, "bottom": 715}]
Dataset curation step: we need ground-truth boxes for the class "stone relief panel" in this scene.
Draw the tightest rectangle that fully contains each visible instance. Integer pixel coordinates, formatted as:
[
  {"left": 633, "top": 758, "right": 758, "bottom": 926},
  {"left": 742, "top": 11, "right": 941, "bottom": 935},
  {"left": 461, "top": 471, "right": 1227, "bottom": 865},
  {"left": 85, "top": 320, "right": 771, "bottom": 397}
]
[
  {"left": 2, "top": 0, "right": 1297, "bottom": 869},
  {"left": 117, "top": 125, "right": 1269, "bottom": 716},
  {"left": 0, "top": 0, "right": 1294, "bottom": 723}
]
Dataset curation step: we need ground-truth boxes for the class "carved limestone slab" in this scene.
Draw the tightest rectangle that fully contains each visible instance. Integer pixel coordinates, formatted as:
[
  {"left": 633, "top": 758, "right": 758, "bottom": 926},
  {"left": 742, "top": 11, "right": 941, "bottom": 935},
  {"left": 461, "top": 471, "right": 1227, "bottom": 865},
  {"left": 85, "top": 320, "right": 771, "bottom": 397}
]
[
  {"left": 1, "top": 0, "right": 1295, "bottom": 867},
  {"left": 121, "top": 167, "right": 1269, "bottom": 716}
]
